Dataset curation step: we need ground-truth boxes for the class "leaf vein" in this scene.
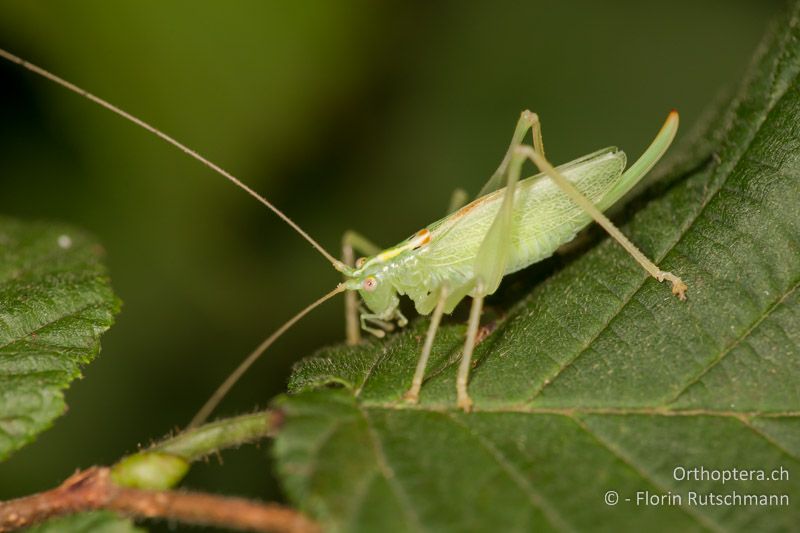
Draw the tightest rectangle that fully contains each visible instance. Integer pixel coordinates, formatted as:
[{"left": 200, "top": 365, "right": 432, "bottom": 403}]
[
  {"left": 665, "top": 278, "right": 799, "bottom": 405},
  {"left": 739, "top": 417, "right": 800, "bottom": 462},
  {"left": 440, "top": 411, "right": 576, "bottom": 532},
  {"left": 358, "top": 405, "right": 425, "bottom": 532},
  {"left": 572, "top": 415, "right": 727, "bottom": 533},
  {"left": 364, "top": 403, "right": 800, "bottom": 418},
  {"left": 0, "top": 300, "right": 107, "bottom": 353}
]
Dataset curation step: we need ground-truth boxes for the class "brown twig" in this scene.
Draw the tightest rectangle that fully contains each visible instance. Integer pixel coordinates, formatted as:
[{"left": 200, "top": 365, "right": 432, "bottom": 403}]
[{"left": 0, "top": 467, "right": 318, "bottom": 533}]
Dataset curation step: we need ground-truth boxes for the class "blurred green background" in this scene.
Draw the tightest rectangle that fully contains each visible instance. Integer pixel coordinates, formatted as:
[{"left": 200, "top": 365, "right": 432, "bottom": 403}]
[{"left": 0, "top": 0, "right": 782, "bottom": 515}]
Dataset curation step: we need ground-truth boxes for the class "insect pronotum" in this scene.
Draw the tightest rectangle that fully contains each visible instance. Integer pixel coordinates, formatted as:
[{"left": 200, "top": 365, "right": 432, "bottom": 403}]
[{"left": 0, "top": 48, "right": 687, "bottom": 425}]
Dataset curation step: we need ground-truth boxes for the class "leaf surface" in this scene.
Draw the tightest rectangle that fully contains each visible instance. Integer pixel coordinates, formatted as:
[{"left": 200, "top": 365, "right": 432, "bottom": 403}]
[
  {"left": 0, "top": 218, "right": 119, "bottom": 461},
  {"left": 274, "top": 4, "right": 800, "bottom": 531}
]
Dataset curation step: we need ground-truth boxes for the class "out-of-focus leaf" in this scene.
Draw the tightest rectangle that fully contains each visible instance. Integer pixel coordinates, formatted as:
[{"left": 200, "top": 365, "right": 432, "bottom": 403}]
[
  {"left": 0, "top": 218, "right": 119, "bottom": 461},
  {"left": 274, "top": 3, "right": 800, "bottom": 531},
  {"left": 27, "top": 511, "right": 143, "bottom": 533}
]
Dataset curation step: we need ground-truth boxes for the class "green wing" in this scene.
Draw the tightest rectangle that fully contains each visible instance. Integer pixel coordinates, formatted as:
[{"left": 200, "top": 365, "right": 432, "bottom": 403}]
[
  {"left": 420, "top": 149, "right": 628, "bottom": 277},
  {"left": 476, "top": 147, "right": 619, "bottom": 198}
]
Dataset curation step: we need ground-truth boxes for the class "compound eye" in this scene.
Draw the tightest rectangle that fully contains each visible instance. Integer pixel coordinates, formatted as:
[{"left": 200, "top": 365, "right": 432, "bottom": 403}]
[
  {"left": 362, "top": 277, "right": 378, "bottom": 292},
  {"left": 355, "top": 257, "right": 366, "bottom": 268}
]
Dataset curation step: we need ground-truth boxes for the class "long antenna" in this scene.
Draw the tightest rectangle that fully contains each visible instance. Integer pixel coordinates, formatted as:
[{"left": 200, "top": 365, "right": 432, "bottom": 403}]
[
  {"left": 188, "top": 283, "right": 346, "bottom": 428},
  {"left": 0, "top": 47, "right": 343, "bottom": 268}
]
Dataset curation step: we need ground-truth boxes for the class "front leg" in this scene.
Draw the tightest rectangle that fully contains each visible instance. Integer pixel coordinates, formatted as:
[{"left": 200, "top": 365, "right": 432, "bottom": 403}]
[
  {"left": 341, "top": 230, "right": 382, "bottom": 344},
  {"left": 360, "top": 312, "right": 393, "bottom": 338},
  {"left": 360, "top": 310, "right": 407, "bottom": 338}
]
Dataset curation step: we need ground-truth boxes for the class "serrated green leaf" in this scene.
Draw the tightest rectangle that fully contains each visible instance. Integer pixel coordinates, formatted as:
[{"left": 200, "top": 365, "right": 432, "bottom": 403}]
[
  {"left": 27, "top": 511, "right": 144, "bottom": 533},
  {"left": 0, "top": 218, "right": 120, "bottom": 461},
  {"left": 273, "top": 3, "right": 800, "bottom": 532}
]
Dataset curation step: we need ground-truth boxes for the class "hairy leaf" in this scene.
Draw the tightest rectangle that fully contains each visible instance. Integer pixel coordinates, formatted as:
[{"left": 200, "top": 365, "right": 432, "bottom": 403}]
[
  {"left": 0, "top": 218, "right": 120, "bottom": 461},
  {"left": 274, "top": 4, "right": 800, "bottom": 532}
]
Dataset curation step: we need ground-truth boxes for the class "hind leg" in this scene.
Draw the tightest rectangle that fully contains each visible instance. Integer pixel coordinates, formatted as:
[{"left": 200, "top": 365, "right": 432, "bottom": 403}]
[
  {"left": 476, "top": 110, "right": 545, "bottom": 197},
  {"left": 456, "top": 134, "right": 531, "bottom": 411},
  {"left": 516, "top": 145, "right": 687, "bottom": 300}
]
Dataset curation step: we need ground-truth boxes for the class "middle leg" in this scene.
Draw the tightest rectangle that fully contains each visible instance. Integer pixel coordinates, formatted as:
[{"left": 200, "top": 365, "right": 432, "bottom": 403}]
[
  {"left": 447, "top": 188, "right": 469, "bottom": 214},
  {"left": 404, "top": 285, "right": 449, "bottom": 404},
  {"left": 456, "top": 284, "right": 485, "bottom": 412}
]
